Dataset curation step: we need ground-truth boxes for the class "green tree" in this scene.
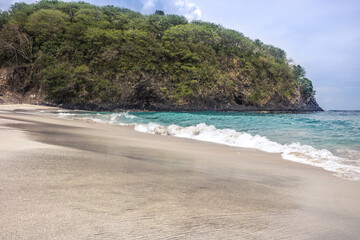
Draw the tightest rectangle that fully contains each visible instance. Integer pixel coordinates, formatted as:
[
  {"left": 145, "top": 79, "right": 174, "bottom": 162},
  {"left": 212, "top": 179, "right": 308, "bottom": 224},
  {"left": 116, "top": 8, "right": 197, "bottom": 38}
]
[
  {"left": 74, "top": 8, "right": 109, "bottom": 28},
  {"left": 0, "top": 11, "right": 9, "bottom": 28},
  {"left": 218, "top": 29, "right": 253, "bottom": 53},
  {"left": 293, "top": 64, "right": 306, "bottom": 79},
  {"left": 292, "top": 65, "right": 315, "bottom": 97},
  {"left": 147, "top": 14, "right": 187, "bottom": 38},
  {"left": 163, "top": 24, "right": 219, "bottom": 45},
  {"left": 25, "top": 9, "right": 69, "bottom": 43},
  {"left": 155, "top": 10, "right": 164, "bottom": 15}
]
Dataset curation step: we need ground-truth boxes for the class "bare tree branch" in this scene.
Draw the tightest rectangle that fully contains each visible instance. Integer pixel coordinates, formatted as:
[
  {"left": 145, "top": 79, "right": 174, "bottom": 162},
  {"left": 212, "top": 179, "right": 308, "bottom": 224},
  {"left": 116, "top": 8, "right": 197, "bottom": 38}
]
[{"left": 0, "top": 24, "right": 33, "bottom": 64}]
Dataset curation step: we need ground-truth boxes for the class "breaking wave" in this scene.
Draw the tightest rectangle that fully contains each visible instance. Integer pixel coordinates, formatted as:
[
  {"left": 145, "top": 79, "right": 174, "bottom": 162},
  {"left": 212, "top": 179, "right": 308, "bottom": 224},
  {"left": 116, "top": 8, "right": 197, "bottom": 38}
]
[
  {"left": 57, "top": 111, "right": 136, "bottom": 125},
  {"left": 56, "top": 111, "right": 360, "bottom": 181},
  {"left": 134, "top": 122, "right": 360, "bottom": 181}
]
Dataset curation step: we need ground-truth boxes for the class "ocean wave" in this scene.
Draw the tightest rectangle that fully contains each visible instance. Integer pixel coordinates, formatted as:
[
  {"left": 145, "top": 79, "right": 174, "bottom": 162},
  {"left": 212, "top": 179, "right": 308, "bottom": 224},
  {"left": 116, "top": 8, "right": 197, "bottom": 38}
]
[
  {"left": 58, "top": 111, "right": 136, "bottom": 124},
  {"left": 55, "top": 111, "right": 360, "bottom": 181},
  {"left": 134, "top": 122, "right": 360, "bottom": 181}
]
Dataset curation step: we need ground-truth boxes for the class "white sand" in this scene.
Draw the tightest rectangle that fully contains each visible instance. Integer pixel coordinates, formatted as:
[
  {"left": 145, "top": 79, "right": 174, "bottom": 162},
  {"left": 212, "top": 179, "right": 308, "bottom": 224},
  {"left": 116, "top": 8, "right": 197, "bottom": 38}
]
[{"left": 1, "top": 104, "right": 359, "bottom": 239}]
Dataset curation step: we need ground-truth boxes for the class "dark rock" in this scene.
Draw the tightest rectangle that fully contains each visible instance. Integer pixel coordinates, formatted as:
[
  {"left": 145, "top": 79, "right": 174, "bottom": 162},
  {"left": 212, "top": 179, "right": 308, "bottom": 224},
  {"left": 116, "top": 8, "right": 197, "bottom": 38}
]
[{"left": 39, "top": 95, "right": 323, "bottom": 113}]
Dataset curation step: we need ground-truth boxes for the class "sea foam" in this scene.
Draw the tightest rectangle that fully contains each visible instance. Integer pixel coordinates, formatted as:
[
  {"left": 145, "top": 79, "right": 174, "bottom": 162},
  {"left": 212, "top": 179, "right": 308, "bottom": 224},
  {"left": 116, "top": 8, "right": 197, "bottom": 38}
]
[
  {"left": 134, "top": 122, "right": 360, "bottom": 181},
  {"left": 57, "top": 111, "right": 136, "bottom": 125},
  {"left": 56, "top": 111, "right": 360, "bottom": 181}
]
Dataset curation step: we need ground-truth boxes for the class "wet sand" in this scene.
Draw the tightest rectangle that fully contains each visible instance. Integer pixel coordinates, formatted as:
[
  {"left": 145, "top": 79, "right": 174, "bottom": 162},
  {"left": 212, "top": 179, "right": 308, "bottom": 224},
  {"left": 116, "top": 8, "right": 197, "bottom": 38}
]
[{"left": 1, "top": 104, "right": 359, "bottom": 239}]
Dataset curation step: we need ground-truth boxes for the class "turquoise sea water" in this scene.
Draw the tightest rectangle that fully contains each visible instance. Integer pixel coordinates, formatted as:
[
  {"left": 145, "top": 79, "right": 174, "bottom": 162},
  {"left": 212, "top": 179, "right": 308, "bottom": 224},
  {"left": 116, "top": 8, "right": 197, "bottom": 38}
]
[{"left": 56, "top": 110, "right": 360, "bottom": 180}]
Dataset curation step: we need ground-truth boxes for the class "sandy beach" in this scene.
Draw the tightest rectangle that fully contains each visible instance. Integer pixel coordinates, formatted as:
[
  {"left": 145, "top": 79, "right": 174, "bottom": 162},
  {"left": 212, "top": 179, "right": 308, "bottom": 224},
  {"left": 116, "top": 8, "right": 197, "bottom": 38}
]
[{"left": 0, "top": 104, "right": 359, "bottom": 239}]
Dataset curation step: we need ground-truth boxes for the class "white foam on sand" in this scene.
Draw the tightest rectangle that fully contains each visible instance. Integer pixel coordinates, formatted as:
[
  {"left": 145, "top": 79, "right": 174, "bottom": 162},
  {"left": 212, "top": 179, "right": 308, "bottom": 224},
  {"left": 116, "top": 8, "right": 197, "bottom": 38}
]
[
  {"left": 55, "top": 111, "right": 360, "bottom": 181},
  {"left": 134, "top": 122, "right": 360, "bottom": 181}
]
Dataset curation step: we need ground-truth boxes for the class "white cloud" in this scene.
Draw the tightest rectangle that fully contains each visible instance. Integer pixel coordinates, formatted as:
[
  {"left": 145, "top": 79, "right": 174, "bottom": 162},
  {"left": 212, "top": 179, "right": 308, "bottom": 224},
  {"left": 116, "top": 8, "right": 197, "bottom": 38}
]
[
  {"left": 174, "top": 0, "right": 201, "bottom": 20},
  {"left": 1, "top": 0, "right": 202, "bottom": 21},
  {"left": 139, "top": 0, "right": 201, "bottom": 20},
  {"left": 142, "top": 0, "right": 157, "bottom": 13}
]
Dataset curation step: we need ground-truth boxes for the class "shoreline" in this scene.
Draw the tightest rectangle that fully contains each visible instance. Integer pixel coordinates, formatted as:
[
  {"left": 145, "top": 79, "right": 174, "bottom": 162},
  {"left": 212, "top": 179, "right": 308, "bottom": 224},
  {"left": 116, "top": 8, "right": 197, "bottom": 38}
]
[
  {"left": 39, "top": 101, "right": 323, "bottom": 113},
  {"left": 54, "top": 105, "right": 358, "bottom": 181},
  {"left": 0, "top": 104, "right": 359, "bottom": 239}
]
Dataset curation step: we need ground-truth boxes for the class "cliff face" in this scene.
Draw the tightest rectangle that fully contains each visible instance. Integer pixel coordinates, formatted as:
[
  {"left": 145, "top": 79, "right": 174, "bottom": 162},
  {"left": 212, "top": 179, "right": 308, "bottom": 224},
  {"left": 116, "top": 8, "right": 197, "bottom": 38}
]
[
  {"left": 43, "top": 71, "right": 322, "bottom": 112},
  {"left": 1, "top": 65, "right": 322, "bottom": 112},
  {"left": 0, "top": 1, "right": 322, "bottom": 112},
  {"left": 0, "top": 67, "right": 39, "bottom": 104}
]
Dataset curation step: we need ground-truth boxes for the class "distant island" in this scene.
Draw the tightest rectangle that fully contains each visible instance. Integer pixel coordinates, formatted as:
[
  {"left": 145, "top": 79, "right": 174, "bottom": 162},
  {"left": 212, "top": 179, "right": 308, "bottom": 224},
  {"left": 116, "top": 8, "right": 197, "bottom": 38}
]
[{"left": 0, "top": 0, "right": 322, "bottom": 111}]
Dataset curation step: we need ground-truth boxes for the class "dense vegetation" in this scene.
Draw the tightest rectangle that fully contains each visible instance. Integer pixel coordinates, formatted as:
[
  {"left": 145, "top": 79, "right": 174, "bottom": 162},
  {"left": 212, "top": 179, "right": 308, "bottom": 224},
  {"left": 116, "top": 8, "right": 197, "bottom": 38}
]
[{"left": 0, "top": 0, "right": 318, "bottom": 110}]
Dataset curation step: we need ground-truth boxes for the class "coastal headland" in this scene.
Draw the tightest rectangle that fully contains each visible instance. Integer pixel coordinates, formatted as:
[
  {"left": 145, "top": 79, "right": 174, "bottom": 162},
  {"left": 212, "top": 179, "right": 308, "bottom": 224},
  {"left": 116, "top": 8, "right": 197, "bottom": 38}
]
[
  {"left": 0, "top": 1, "right": 322, "bottom": 113},
  {"left": 0, "top": 104, "right": 359, "bottom": 239}
]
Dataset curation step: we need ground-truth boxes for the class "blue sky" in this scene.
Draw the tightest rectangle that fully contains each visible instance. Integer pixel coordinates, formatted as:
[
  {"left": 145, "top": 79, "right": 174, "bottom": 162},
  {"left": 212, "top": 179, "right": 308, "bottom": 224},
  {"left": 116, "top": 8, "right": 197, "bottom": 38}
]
[{"left": 1, "top": 0, "right": 360, "bottom": 110}]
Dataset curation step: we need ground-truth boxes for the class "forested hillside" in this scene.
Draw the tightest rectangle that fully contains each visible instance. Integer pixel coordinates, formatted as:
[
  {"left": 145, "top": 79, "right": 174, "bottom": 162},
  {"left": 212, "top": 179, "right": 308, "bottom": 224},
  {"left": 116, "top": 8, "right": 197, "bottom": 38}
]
[{"left": 0, "top": 0, "right": 322, "bottom": 111}]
